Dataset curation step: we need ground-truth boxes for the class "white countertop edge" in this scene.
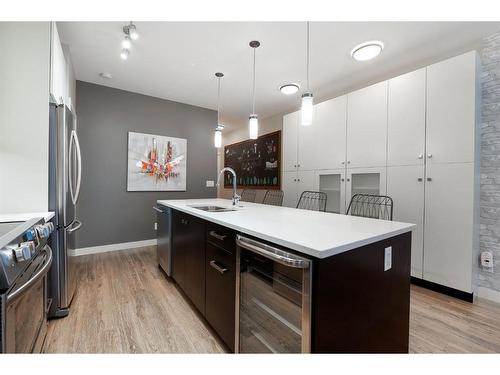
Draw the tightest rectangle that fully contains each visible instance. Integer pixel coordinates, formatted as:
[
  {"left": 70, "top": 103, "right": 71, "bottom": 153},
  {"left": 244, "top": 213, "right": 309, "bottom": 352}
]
[
  {"left": 157, "top": 200, "right": 414, "bottom": 259},
  {"left": 0, "top": 211, "right": 55, "bottom": 223}
]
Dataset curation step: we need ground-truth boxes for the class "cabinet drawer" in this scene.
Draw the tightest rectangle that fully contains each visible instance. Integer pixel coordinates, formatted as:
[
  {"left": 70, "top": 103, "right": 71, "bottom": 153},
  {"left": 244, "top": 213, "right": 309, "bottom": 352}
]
[
  {"left": 206, "top": 222, "right": 236, "bottom": 253},
  {"left": 205, "top": 242, "right": 236, "bottom": 351}
]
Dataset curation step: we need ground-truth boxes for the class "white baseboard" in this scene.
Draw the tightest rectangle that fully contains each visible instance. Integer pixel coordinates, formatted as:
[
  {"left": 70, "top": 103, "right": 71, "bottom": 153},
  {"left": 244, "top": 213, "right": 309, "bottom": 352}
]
[
  {"left": 476, "top": 286, "right": 500, "bottom": 304},
  {"left": 73, "top": 239, "right": 158, "bottom": 256}
]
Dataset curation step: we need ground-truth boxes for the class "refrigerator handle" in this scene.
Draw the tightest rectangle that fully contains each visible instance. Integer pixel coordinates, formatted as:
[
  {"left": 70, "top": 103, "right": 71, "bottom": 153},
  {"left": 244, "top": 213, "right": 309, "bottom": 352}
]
[
  {"left": 68, "top": 130, "right": 76, "bottom": 205},
  {"left": 73, "top": 130, "right": 82, "bottom": 205}
]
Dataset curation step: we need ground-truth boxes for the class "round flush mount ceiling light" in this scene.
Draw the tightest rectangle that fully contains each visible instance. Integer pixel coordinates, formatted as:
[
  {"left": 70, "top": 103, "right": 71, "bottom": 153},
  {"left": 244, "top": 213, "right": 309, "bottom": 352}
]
[
  {"left": 351, "top": 41, "right": 384, "bottom": 61},
  {"left": 279, "top": 83, "right": 300, "bottom": 95}
]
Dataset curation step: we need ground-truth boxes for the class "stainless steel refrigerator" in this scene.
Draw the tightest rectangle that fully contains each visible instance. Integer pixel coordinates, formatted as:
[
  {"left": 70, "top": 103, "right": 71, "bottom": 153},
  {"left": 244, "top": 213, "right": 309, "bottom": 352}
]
[{"left": 48, "top": 102, "right": 82, "bottom": 318}]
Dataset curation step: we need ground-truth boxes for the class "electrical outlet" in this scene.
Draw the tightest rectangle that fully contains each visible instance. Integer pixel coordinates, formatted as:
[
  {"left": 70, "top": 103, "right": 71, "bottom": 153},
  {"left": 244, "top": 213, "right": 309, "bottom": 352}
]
[
  {"left": 481, "top": 251, "right": 493, "bottom": 273},
  {"left": 154, "top": 222, "right": 157, "bottom": 231},
  {"left": 384, "top": 247, "right": 392, "bottom": 271},
  {"left": 206, "top": 180, "right": 215, "bottom": 187}
]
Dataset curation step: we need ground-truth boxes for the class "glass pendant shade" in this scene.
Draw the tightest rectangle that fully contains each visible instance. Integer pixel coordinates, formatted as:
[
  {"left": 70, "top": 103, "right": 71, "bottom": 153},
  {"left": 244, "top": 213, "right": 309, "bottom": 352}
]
[
  {"left": 214, "top": 128, "right": 222, "bottom": 148},
  {"left": 301, "top": 92, "right": 314, "bottom": 126},
  {"left": 249, "top": 115, "right": 258, "bottom": 139}
]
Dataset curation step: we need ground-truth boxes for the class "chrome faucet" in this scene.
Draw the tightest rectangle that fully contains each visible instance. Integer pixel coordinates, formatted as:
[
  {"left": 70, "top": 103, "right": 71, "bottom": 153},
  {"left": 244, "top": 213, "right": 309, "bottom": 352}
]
[{"left": 217, "top": 167, "right": 240, "bottom": 206}]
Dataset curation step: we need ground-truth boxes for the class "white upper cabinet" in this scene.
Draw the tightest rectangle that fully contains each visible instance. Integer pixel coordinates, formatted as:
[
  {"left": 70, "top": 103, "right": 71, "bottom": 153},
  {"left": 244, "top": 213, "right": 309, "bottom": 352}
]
[
  {"left": 283, "top": 111, "right": 299, "bottom": 172},
  {"left": 387, "top": 69, "right": 426, "bottom": 166},
  {"left": 295, "top": 95, "right": 347, "bottom": 171},
  {"left": 297, "top": 106, "right": 317, "bottom": 171},
  {"left": 313, "top": 95, "right": 347, "bottom": 170},
  {"left": 426, "top": 51, "right": 478, "bottom": 164},
  {"left": 346, "top": 81, "right": 388, "bottom": 168},
  {"left": 50, "top": 23, "right": 67, "bottom": 105}
]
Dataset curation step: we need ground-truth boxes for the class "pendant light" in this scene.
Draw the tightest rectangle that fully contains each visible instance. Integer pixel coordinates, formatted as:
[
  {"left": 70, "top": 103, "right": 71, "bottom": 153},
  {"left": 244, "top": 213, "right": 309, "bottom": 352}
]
[
  {"left": 301, "top": 22, "right": 313, "bottom": 126},
  {"left": 249, "top": 40, "right": 260, "bottom": 139},
  {"left": 214, "top": 72, "right": 224, "bottom": 148}
]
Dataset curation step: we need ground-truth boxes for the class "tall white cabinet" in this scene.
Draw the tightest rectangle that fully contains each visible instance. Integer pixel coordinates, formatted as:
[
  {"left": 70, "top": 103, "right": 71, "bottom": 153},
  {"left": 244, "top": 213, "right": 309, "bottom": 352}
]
[
  {"left": 347, "top": 81, "right": 388, "bottom": 168},
  {"left": 282, "top": 51, "right": 480, "bottom": 296}
]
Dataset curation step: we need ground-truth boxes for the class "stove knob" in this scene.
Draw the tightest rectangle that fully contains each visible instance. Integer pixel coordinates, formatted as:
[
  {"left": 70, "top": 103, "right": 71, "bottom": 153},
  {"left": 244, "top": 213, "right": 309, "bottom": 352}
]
[
  {"left": 36, "top": 225, "right": 50, "bottom": 239},
  {"left": 46, "top": 222, "right": 55, "bottom": 232},
  {"left": 25, "top": 229, "right": 38, "bottom": 241},
  {"left": 13, "top": 242, "right": 33, "bottom": 262}
]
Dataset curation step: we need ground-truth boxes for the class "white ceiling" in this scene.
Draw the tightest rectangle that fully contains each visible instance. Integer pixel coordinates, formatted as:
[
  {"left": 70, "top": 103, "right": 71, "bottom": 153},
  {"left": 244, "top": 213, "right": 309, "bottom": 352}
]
[{"left": 59, "top": 21, "right": 500, "bottom": 130}]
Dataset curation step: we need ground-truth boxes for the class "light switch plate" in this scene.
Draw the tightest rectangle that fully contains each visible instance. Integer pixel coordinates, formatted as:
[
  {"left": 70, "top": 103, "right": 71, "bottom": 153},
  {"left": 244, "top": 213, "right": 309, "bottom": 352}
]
[
  {"left": 384, "top": 247, "right": 392, "bottom": 271},
  {"left": 154, "top": 222, "right": 157, "bottom": 231},
  {"left": 206, "top": 180, "right": 215, "bottom": 187}
]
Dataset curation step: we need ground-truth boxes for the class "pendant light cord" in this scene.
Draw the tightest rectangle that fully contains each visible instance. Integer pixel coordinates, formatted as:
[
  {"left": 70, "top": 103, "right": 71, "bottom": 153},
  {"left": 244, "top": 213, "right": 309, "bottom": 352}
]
[
  {"left": 217, "top": 76, "right": 221, "bottom": 125},
  {"left": 252, "top": 47, "right": 256, "bottom": 114},
  {"left": 306, "top": 21, "right": 310, "bottom": 91}
]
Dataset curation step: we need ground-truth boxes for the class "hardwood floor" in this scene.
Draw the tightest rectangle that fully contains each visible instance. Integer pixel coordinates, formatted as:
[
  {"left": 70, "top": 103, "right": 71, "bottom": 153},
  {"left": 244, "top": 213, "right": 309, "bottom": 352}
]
[
  {"left": 43, "top": 246, "right": 500, "bottom": 353},
  {"left": 43, "top": 246, "right": 224, "bottom": 353}
]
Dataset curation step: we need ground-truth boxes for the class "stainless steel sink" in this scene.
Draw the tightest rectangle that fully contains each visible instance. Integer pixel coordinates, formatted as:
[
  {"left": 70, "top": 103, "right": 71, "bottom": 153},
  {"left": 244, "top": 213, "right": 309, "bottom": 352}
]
[{"left": 189, "top": 205, "right": 236, "bottom": 212}]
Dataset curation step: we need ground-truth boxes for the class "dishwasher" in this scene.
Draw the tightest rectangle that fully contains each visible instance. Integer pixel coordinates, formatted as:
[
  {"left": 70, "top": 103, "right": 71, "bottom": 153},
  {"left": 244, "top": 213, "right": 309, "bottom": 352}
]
[
  {"left": 235, "top": 235, "right": 312, "bottom": 353},
  {"left": 154, "top": 205, "right": 172, "bottom": 276}
]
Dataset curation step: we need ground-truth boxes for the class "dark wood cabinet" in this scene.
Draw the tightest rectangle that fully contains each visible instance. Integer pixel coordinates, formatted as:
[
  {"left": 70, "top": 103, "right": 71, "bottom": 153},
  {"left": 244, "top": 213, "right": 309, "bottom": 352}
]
[
  {"left": 205, "top": 242, "right": 236, "bottom": 351},
  {"left": 172, "top": 210, "right": 206, "bottom": 315},
  {"left": 169, "top": 208, "right": 411, "bottom": 353}
]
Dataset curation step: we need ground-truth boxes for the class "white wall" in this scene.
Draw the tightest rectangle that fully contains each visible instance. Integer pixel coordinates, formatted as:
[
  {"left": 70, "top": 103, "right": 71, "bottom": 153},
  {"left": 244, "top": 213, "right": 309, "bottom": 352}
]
[
  {"left": 0, "top": 22, "right": 51, "bottom": 213},
  {"left": 217, "top": 112, "right": 284, "bottom": 202}
]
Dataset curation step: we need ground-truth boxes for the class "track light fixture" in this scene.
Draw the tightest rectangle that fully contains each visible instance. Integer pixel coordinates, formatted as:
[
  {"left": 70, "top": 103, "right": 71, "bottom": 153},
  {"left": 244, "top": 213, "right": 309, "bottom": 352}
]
[{"left": 121, "top": 22, "right": 138, "bottom": 60}]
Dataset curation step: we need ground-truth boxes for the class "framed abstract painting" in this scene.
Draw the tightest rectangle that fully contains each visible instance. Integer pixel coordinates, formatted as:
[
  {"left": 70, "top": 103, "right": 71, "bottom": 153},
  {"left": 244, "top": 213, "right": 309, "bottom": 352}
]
[{"left": 127, "top": 131, "right": 187, "bottom": 191}]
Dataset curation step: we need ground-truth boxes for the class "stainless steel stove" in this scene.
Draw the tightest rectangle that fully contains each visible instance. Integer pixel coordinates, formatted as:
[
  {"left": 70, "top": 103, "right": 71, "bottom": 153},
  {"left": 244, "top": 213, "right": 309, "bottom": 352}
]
[{"left": 0, "top": 218, "right": 54, "bottom": 353}]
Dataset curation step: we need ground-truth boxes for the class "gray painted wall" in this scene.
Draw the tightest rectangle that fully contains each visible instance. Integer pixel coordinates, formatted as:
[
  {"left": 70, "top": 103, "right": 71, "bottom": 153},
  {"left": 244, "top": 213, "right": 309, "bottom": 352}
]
[
  {"left": 479, "top": 32, "right": 500, "bottom": 291},
  {"left": 75, "top": 81, "right": 218, "bottom": 248}
]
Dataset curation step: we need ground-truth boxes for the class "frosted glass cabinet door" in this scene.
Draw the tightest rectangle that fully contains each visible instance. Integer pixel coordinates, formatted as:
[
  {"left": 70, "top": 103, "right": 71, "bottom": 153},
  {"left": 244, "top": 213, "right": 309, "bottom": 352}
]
[
  {"left": 282, "top": 111, "right": 299, "bottom": 172},
  {"left": 386, "top": 165, "right": 425, "bottom": 278},
  {"left": 317, "top": 169, "right": 346, "bottom": 214},
  {"left": 346, "top": 168, "right": 387, "bottom": 208},
  {"left": 387, "top": 69, "right": 426, "bottom": 166},
  {"left": 346, "top": 81, "right": 388, "bottom": 168},
  {"left": 426, "top": 51, "right": 477, "bottom": 164},
  {"left": 282, "top": 171, "right": 298, "bottom": 208},
  {"left": 423, "top": 162, "right": 474, "bottom": 293}
]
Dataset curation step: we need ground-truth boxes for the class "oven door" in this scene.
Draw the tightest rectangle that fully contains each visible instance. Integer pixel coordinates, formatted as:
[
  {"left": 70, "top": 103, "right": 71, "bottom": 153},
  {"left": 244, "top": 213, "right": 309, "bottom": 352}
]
[{"left": 4, "top": 245, "right": 53, "bottom": 353}]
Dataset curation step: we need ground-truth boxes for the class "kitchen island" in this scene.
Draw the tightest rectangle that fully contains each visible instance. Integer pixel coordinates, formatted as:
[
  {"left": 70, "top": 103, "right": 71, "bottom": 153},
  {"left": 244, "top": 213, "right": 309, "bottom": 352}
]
[{"left": 156, "top": 198, "right": 415, "bottom": 353}]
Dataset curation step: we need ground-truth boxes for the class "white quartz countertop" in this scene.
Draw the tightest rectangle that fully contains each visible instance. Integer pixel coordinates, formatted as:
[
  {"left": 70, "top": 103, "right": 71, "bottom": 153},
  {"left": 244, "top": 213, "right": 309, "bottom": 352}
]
[
  {"left": 0, "top": 211, "right": 55, "bottom": 223},
  {"left": 157, "top": 199, "right": 415, "bottom": 259}
]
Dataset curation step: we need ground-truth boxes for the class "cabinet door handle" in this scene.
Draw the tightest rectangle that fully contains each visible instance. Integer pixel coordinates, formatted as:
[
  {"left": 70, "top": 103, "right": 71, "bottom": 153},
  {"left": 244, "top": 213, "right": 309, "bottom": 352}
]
[
  {"left": 297, "top": 164, "right": 300, "bottom": 168},
  {"left": 341, "top": 161, "right": 345, "bottom": 165},
  {"left": 209, "top": 230, "right": 227, "bottom": 241},
  {"left": 427, "top": 153, "right": 433, "bottom": 158},
  {"left": 341, "top": 178, "right": 345, "bottom": 182},
  {"left": 347, "top": 178, "right": 350, "bottom": 182},
  {"left": 209, "top": 260, "right": 228, "bottom": 274},
  {"left": 297, "top": 178, "right": 301, "bottom": 182},
  {"left": 181, "top": 218, "right": 189, "bottom": 225},
  {"left": 426, "top": 177, "right": 432, "bottom": 182},
  {"left": 418, "top": 154, "right": 423, "bottom": 159},
  {"left": 347, "top": 161, "right": 351, "bottom": 164},
  {"left": 417, "top": 178, "right": 423, "bottom": 182}
]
